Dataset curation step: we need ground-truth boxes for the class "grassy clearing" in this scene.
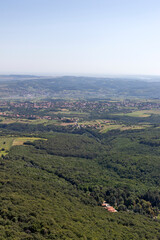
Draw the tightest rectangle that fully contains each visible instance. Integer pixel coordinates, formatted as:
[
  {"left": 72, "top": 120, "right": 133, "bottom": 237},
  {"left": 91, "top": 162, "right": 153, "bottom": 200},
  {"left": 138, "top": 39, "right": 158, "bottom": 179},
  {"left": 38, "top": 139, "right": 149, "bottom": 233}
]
[
  {"left": 101, "top": 124, "right": 147, "bottom": 133},
  {"left": 100, "top": 124, "right": 123, "bottom": 133},
  {"left": 115, "top": 111, "right": 151, "bottom": 117},
  {"left": 114, "top": 110, "right": 160, "bottom": 118},
  {"left": 12, "top": 137, "right": 45, "bottom": 146},
  {"left": 78, "top": 119, "right": 148, "bottom": 133},
  {"left": 0, "top": 137, "right": 14, "bottom": 156},
  {"left": 59, "top": 111, "right": 88, "bottom": 115},
  {"left": 0, "top": 117, "right": 44, "bottom": 124},
  {"left": 0, "top": 117, "right": 59, "bottom": 125},
  {"left": 24, "top": 119, "right": 50, "bottom": 125},
  {"left": 120, "top": 125, "right": 146, "bottom": 131},
  {"left": 0, "top": 137, "right": 46, "bottom": 157},
  {"left": 51, "top": 110, "right": 89, "bottom": 117},
  {"left": 79, "top": 119, "right": 113, "bottom": 126},
  {"left": 17, "top": 119, "right": 59, "bottom": 125},
  {"left": 0, "top": 117, "right": 17, "bottom": 124},
  {"left": 126, "top": 111, "right": 150, "bottom": 117}
]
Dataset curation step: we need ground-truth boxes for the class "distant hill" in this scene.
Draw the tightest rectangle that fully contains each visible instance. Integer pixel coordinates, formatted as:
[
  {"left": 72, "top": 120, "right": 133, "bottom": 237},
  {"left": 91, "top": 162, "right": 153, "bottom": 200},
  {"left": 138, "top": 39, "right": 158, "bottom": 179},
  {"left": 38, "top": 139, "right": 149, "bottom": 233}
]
[{"left": 0, "top": 75, "right": 160, "bottom": 99}]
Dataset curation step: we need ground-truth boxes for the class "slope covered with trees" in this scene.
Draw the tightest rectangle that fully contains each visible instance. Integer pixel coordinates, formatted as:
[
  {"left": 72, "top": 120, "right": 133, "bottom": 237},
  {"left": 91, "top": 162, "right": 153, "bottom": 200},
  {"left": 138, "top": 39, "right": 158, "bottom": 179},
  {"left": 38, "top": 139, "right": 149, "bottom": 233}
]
[{"left": 0, "top": 126, "right": 160, "bottom": 239}]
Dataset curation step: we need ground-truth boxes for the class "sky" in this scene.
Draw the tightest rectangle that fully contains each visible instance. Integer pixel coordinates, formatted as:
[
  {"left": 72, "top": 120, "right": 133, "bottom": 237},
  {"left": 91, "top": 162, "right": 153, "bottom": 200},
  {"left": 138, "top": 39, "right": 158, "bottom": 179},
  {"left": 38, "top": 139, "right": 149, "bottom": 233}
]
[{"left": 0, "top": 0, "right": 160, "bottom": 76}]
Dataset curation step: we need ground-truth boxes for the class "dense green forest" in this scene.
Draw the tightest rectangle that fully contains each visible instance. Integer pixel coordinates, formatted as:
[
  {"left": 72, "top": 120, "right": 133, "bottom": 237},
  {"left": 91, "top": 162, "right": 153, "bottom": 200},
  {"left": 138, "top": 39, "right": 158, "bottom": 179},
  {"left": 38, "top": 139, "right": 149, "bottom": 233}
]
[{"left": 0, "top": 125, "right": 160, "bottom": 239}]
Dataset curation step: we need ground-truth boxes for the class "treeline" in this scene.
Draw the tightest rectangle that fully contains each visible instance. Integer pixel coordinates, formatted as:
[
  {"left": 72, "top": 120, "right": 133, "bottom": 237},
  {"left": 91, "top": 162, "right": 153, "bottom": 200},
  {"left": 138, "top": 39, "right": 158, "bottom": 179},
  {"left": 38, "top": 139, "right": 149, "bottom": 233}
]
[
  {"left": 140, "top": 139, "right": 160, "bottom": 147},
  {"left": 22, "top": 130, "right": 160, "bottom": 217},
  {"left": 1, "top": 145, "right": 160, "bottom": 239},
  {"left": 0, "top": 121, "right": 160, "bottom": 238},
  {"left": 31, "top": 133, "right": 103, "bottom": 159}
]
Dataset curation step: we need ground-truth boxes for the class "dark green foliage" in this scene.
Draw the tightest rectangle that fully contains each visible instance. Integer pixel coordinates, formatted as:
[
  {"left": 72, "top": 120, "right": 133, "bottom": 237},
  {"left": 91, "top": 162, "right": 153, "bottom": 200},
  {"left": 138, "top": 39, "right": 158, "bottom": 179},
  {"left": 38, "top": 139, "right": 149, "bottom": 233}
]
[
  {"left": 0, "top": 143, "right": 159, "bottom": 239},
  {"left": 32, "top": 133, "right": 103, "bottom": 159},
  {"left": 0, "top": 109, "right": 160, "bottom": 238}
]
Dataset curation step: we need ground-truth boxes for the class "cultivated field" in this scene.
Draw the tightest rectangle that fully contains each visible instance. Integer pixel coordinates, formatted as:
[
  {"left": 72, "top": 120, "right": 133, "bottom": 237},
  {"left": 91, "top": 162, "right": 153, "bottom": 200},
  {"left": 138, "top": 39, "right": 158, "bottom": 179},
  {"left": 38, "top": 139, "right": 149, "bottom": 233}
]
[
  {"left": 0, "top": 137, "right": 45, "bottom": 157},
  {"left": 114, "top": 110, "right": 160, "bottom": 118}
]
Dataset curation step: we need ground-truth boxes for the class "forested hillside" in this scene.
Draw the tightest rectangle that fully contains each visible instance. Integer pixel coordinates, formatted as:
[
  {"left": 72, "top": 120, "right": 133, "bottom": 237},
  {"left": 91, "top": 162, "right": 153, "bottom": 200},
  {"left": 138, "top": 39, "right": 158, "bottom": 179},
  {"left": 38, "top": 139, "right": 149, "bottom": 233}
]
[{"left": 0, "top": 125, "right": 160, "bottom": 239}]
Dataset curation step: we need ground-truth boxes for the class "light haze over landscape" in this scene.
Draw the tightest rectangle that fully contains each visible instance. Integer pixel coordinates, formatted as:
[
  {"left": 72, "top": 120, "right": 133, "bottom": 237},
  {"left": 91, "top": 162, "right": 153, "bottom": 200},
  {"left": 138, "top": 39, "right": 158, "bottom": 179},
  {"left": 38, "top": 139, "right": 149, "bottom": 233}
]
[
  {"left": 1, "top": 2, "right": 160, "bottom": 239},
  {"left": 1, "top": 0, "right": 160, "bottom": 76}
]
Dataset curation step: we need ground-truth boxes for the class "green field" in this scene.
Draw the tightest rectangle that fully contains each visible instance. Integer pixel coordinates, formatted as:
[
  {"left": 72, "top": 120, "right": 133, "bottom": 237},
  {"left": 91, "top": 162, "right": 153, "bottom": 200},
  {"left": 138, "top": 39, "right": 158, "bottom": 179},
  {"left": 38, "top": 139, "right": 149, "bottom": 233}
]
[
  {"left": 78, "top": 119, "right": 147, "bottom": 133},
  {"left": 0, "top": 137, "right": 45, "bottom": 157},
  {"left": 0, "top": 117, "right": 60, "bottom": 125},
  {"left": 12, "top": 137, "right": 45, "bottom": 146},
  {"left": 0, "top": 137, "right": 14, "bottom": 156},
  {"left": 114, "top": 110, "right": 160, "bottom": 118}
]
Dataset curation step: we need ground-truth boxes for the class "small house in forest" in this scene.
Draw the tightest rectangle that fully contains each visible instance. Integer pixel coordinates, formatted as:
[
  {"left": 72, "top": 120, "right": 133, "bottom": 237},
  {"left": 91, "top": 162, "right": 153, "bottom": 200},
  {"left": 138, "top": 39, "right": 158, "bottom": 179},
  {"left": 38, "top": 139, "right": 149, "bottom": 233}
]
[{"left": 102, "top": 201, "right": 117, "bottom": 213}]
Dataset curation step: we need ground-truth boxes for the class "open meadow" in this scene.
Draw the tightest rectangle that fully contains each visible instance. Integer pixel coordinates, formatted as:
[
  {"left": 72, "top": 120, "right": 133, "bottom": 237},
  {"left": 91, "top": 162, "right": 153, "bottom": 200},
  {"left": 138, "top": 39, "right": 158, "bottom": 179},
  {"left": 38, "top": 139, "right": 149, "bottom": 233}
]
[{"left": 0, "top": 136, "right": 45, "bottom": 157}]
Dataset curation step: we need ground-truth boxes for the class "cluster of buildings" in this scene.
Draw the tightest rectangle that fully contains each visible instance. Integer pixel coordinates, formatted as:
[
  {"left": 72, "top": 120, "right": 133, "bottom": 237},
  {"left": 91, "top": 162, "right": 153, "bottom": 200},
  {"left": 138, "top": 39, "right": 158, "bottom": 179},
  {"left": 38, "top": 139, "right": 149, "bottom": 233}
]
[
  {"left": 0, "top": 112, "right": 52, "bottom": 120},
  {"left": 0, "top": 99, "right": 160, "bottom": 113},
  {"left": 102, "top": 201, "right": 117, "bottom": 213},
  {"left": 0, "top": 99, "right": 160, "bottom": 128},
  {"left": 9, "top": 101, "right": 53, "bottom": 109}
]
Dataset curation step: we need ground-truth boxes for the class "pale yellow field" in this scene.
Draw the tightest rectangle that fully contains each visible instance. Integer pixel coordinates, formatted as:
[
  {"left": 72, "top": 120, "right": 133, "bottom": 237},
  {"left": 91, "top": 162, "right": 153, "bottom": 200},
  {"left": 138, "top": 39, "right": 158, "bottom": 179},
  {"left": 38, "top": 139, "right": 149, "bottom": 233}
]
[
  {"left": 0, "top": 137, "right": 46, "bottom": 157},
  {"left": 12, "top": 137, "right": 44, "bottom": 146},
  {"left": 100, "top": 124, "right": 146, "bottom": 133},
  {"left": 78, "top": 118, "right": 148, "bottom": 133}
]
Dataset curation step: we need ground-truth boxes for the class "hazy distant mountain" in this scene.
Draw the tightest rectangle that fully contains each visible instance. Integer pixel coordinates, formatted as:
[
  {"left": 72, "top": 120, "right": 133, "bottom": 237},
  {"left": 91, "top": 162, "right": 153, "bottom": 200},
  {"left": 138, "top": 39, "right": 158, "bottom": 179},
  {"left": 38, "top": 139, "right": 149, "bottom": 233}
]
[{"left": 0, "top": 75, "right": 160, "bottom": 99}]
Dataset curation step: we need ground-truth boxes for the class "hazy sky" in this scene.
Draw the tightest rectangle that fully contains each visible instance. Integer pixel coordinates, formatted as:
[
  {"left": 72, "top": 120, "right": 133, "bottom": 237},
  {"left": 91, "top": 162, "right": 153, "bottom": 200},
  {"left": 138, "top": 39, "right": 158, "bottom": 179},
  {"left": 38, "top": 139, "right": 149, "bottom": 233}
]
[{"left": 1, "top": 0, "right": 160, "bottom": 76}]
